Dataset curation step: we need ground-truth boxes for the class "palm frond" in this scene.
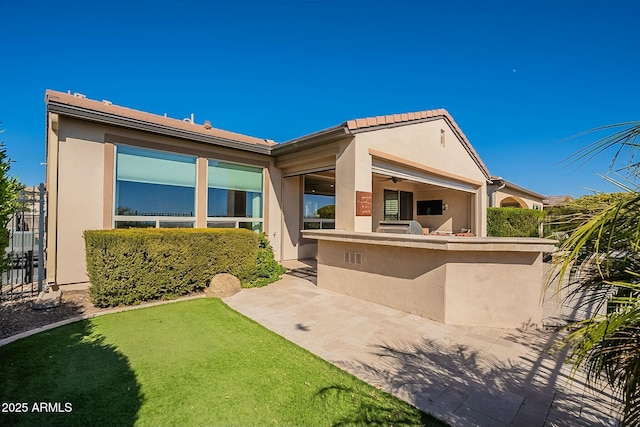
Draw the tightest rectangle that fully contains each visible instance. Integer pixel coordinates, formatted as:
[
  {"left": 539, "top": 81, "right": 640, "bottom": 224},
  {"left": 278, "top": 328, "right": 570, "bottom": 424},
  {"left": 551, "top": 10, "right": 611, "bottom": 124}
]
[
  {"left": 549, "top": 122, "right": 640, "bottom": 424},
  {"left": 561, "top": 122, "right": 640, "bottom": 174}
]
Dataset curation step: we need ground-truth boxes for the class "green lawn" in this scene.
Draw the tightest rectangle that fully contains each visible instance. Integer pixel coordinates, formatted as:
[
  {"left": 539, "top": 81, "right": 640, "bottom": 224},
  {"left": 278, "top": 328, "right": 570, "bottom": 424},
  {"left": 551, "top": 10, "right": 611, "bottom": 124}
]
[{"left": 0, "top": 299, "right": 444, "bottom": 426}]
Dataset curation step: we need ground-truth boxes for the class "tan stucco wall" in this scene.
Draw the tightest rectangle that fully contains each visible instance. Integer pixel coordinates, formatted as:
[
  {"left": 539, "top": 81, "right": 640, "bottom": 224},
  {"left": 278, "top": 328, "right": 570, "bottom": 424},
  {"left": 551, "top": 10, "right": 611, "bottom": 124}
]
[
  {"left": 317, "top": 241, "right": 447, "bottom": 322},
  {"left": 45, "top": 114, "right": 59, "bottom": 286},
  {"left": 335, "top": 140, "right": 356, "bottom": 231},
  {"left": 356, "top": 119, "right": 488, "bottom": 183},
  {"left": 352, "top": 118, "right": 488, "bottom": 236},
  {"left": 281, "top": 176, "right": 302, "bottom": 260},
  {"left": 308, "top": 230, "right": 554, "bottom": 328},
  {"left": 55, "top": 117, "right": 106, "bottom": 285},
  {"left": 444, "top": 251, "right": 543, "bottom": 326},
  {"left": 49, "top": 116, "right": 282, "bottom": 286}
]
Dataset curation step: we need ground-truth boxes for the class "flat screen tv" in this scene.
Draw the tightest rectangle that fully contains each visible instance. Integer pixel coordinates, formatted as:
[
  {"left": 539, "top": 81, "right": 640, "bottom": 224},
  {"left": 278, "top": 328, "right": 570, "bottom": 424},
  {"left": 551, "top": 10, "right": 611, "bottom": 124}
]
[{"left": 417, "top": 200, "right": 443, "bottom": 215}]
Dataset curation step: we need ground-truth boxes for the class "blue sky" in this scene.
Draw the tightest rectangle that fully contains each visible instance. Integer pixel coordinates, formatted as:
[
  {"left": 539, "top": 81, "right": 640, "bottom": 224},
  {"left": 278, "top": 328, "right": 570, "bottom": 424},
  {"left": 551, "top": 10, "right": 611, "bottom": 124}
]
[{"left": 1, "top": 0, "right": 638, "bottom": 197}]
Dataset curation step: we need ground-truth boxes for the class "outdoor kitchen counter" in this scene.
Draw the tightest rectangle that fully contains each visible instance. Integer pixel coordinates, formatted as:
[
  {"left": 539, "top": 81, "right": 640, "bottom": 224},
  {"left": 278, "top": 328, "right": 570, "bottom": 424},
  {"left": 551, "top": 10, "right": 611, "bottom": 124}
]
[
  {"left": 302, "top": 230, "right": 557, "bottom": 252},
  {"left": 301, "top": 230, "right": 558, "bottom": 328}
]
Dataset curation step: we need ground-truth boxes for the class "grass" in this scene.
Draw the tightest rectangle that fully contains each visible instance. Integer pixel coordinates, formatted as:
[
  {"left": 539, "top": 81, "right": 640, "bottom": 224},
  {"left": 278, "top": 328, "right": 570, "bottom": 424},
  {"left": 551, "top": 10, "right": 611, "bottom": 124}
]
[{"left": 0, "top": 298, "right": 445, "bottom": 426}]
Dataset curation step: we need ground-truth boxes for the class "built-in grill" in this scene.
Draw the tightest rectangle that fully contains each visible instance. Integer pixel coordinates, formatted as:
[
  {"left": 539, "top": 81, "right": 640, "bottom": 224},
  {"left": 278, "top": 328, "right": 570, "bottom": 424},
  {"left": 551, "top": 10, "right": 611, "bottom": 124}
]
[{"left": 376, "top": 220, "right": 425, "bottom": 235}]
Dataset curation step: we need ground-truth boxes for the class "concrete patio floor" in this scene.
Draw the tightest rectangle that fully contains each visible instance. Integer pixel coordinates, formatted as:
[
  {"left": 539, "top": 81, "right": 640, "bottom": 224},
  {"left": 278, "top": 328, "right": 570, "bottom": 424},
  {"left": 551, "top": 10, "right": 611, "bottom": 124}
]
[{"left": 224, "top": 261, "right": 620, "bottom": 427}]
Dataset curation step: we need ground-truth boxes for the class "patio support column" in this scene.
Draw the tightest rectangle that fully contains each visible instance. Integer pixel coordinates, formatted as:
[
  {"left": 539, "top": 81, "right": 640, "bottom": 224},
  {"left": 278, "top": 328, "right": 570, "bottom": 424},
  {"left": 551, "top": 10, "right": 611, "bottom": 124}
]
[
  {"left": 196, "top": 157, "right": 207, "bottom": 228},
  {"left": 335, "top": 139, "right": 372, "bottom": 232},
  {"left": 474, "top": 184, "right": 488, "bottom": 237},
  {"left": 281, "top": 176, "right": 302, "bottom": 260},
  {"left": 102, "top": 142, "right": 115, "bottom": 229}
]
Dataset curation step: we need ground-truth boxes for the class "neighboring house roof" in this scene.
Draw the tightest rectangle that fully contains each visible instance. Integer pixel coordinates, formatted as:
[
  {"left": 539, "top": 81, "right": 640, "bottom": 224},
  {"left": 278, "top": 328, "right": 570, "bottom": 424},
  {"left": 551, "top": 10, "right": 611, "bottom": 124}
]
[
  {"left": 490, "top": 176, "right": 546, "bottom": 201},
  {"left": 543, "top": 195, "right": 574, "bottom": 207},
  {"left": 45, "top": 90, "right": 275, "bottom": 154},
  {"left": 273, "top": 108, "right": 492, "bottom": 180}
]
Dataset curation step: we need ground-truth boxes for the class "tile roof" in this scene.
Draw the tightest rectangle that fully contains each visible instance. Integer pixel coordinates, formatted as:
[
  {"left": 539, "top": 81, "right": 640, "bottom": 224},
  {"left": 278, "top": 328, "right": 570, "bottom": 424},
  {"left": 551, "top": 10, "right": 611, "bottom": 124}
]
[
  {"left": 344, "top": 108, "right": 491, "bottom": 179},
  {"left": 45, "top": 90, "right": 275, "bottom": 147}
]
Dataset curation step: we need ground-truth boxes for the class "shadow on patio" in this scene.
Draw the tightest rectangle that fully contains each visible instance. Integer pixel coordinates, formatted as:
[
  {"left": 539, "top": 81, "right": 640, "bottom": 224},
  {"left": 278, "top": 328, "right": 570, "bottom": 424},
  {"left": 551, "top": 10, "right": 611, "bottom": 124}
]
[{"left": 334, "top": 330, "right": 621, "bottom": 426}]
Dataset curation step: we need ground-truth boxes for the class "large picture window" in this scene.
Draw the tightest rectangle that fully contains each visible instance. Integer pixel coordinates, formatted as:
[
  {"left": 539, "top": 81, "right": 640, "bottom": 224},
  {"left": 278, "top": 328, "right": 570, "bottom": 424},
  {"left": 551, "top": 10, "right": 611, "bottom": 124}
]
[
  {"left": 303, "top": 174, "right": 335, "bottom": 230},
  {"left": 115, "top": 145, "right": 196, "bottom": 228},
  {"left": 207, "top": 160, "right": 263, "bottom": 232}
]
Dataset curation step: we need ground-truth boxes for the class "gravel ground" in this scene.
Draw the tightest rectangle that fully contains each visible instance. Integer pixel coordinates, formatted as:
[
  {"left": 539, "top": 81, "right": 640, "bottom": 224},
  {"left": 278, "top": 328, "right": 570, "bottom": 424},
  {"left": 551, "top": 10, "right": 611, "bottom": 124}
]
[{"left": 0, "top": 290, "right": 111, "bottom": 340}]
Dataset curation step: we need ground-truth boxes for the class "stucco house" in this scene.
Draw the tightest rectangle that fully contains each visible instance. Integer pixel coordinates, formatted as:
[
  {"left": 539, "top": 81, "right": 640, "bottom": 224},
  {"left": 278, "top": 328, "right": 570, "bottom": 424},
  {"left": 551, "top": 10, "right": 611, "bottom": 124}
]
[
  {"left": 45, "top": 90, "right": 553, "bottom": 327},
  {"left": 488, "top": 177, "right": 545, "bottom": 210}
]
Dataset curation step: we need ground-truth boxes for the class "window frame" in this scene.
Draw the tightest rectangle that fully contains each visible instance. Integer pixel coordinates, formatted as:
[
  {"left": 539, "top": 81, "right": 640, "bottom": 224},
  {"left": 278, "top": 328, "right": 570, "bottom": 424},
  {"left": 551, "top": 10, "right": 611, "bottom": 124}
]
[
  {"left": 206, "top": 158, "right": 265, "bottom": 231},
  {"left": 303, "top": 175, "right": 335, "bottom": 230},
  {"left": 384, "top": 189, "right": 413, "bottom": 221},
  {"left": 113, "top": 144, "right": 197, "bottom": 229}
]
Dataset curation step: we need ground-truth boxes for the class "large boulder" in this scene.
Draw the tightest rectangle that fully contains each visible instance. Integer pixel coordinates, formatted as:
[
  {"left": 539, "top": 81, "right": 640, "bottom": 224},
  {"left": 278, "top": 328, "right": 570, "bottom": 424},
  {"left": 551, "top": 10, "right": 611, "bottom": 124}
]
[{"left": 205, "top": 273, "right": 241, "bottom": 298}]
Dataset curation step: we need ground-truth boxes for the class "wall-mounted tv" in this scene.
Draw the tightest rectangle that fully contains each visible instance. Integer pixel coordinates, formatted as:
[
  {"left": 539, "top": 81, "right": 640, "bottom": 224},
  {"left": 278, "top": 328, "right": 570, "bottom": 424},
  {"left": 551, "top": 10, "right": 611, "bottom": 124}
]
[{"left": 417, "top": 200, "right": 443, "bottom": 215}]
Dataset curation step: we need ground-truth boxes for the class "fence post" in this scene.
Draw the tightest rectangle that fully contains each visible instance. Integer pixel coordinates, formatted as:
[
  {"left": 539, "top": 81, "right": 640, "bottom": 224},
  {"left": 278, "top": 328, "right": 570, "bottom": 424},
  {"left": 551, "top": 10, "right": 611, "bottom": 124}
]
[{"left": 26, "top": 250, "right": 33, "bottom": 283}]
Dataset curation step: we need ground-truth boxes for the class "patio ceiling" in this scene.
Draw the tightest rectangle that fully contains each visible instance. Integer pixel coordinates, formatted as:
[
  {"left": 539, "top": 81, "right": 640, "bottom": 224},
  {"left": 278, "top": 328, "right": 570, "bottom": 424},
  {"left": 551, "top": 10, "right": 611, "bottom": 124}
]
[{"left": 371, "top": 161, "right": 479, "bottom": 193}]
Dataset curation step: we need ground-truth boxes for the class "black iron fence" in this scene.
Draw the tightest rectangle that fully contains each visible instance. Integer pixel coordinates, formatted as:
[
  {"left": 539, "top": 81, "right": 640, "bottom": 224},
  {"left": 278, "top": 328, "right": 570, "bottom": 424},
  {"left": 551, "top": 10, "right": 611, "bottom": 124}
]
[{"left": 1, "top": 184, "right": 46, "bottom": 300}]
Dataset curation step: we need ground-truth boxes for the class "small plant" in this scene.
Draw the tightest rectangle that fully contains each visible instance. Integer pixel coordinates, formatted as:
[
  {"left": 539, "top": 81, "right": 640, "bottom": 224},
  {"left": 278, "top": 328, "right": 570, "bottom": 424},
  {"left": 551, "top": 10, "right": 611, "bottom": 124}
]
[{"left": 247, "top": 232, "right": 286, "bottom": 288}]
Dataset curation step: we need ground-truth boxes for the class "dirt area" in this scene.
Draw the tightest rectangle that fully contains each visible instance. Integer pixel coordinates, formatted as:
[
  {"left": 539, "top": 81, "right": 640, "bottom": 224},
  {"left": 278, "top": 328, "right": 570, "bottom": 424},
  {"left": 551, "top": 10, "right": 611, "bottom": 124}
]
[{"left": 0, "top": 290, "right": 112, "bottom": 340}]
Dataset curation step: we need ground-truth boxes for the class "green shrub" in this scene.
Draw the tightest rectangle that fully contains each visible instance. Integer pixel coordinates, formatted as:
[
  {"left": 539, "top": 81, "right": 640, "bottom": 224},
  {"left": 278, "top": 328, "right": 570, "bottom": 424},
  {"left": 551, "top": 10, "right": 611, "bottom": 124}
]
[
  {"left": 246, "top": 232, "right": 286, "bottom": 288},
  {"left": 487, "top": 207, "right": 545, "bottom": 237},
  {"left": 542, "top": 192, "right": 635, "bottom": 240},
  {"left": 84, "top": 228, "right": 259, "bottom": 307},
  {"left": 316, "top": 204, "right": 335, "bottom": 219}
]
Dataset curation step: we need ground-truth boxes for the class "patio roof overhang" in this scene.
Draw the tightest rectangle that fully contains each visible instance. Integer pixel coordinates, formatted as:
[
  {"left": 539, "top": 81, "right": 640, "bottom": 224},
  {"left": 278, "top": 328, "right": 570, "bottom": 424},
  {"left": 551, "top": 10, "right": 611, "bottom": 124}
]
[{"left": 369, "top": 149, "right": 485, "bottom": 193}]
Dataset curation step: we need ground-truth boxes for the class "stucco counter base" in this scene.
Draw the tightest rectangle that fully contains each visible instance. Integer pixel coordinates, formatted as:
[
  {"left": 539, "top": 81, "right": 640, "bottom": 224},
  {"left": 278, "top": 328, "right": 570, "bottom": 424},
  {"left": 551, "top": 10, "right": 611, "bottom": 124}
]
[{"left": 303, "top": 230, "right": 557, "bottom": 328}]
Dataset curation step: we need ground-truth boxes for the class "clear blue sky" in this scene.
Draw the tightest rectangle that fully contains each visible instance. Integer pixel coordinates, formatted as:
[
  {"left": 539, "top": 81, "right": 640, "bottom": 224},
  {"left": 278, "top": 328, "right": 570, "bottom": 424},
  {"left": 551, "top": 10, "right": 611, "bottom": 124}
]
[{"left": 1, "top": 0, "right": 638, "bottom": 197}]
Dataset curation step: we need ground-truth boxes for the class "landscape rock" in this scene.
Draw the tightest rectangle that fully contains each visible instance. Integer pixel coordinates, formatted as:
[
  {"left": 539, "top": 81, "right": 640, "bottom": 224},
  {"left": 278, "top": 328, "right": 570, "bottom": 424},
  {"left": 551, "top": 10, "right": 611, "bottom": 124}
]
[
  {"left": 205, "top": 273, "right": 241, "bottom": 298},
  {"left": 32, "top": 288, "right": 63, "bottom": 310}
]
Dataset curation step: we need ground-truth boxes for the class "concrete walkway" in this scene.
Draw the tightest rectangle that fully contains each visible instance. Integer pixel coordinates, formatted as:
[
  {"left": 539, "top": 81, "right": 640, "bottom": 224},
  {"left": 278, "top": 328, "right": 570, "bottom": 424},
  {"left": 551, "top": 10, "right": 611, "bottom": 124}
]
[{"left": 225, "top": 270, "right": 620, "bottom": 426}]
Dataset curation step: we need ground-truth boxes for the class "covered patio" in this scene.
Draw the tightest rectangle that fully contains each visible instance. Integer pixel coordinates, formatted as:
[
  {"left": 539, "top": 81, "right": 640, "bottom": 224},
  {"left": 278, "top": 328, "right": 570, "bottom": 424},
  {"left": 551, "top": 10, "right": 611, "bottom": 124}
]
[
  {"left": 272, "top": 107, "right": 492, "bottom": 262},
  {"left": 270, "top": 108, "right": 553, "bottom": 328}
]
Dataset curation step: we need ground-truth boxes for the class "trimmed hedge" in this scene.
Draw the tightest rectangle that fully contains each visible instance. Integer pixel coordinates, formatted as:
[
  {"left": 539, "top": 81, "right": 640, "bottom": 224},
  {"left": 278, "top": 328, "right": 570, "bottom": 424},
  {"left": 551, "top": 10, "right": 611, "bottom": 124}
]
[
  {"left": 487, "top": 207, "right": 545, "bottom": 237},
  {"left": 85, "top": 228, "right": 259, "bottom": 307}
]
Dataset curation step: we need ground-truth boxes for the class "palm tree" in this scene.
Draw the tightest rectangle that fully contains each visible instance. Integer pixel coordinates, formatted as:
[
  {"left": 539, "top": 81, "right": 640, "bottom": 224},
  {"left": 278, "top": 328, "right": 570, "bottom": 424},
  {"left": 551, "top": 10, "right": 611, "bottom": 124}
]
[{"left": 551, "top": 122, "right": 640, "bottom": 425}]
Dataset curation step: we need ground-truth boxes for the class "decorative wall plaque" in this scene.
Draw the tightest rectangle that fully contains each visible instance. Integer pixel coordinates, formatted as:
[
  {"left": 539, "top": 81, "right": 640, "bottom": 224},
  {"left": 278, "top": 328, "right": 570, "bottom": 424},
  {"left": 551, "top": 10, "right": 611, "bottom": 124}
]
[{"left": 356, "top": 191, "right": 372, "bottom": 216}]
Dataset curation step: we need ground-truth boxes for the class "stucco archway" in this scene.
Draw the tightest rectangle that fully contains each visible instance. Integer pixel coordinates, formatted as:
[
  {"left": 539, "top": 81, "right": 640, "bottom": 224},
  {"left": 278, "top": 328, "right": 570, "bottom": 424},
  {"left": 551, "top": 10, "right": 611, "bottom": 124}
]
[{"left": 500, "top": 196, "right": 527, "bottom": 208}]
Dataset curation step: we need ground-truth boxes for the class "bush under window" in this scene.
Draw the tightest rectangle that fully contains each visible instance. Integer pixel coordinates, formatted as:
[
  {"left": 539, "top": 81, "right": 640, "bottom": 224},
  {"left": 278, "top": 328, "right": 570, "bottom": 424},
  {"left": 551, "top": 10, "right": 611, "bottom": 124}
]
[{"left": 85, "top": 228, "right": 283, "bottom": 307}]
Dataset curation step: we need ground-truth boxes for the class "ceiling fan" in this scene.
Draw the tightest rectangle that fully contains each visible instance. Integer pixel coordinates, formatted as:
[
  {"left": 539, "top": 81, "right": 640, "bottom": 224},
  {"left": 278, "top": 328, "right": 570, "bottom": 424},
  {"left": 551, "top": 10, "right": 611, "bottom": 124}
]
[{"left": 378, "top": 176, "right": 403, "bottom": 183}]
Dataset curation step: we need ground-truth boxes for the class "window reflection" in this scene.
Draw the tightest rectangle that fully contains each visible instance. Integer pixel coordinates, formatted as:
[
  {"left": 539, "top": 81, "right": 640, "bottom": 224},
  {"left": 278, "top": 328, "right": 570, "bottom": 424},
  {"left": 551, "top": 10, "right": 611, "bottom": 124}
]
[{"left": 303, "top": 174, "right": 335, "bottom": 230}]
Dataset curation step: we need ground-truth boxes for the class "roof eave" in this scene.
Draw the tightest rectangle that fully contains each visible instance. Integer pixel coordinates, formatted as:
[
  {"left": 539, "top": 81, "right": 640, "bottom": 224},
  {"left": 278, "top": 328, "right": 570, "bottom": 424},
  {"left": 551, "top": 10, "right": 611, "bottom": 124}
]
[
  {"left": 47, "top": 101, "right": 273, "bottom": 155},
  {"left": 347, "top": 115, "right": 492, "bottom": 181},
  {"left": 497, "top": 178, "right": 546, "bottom": 200},
  {"left": 272, "top": 125, "right": 351, "bottom": 156}
]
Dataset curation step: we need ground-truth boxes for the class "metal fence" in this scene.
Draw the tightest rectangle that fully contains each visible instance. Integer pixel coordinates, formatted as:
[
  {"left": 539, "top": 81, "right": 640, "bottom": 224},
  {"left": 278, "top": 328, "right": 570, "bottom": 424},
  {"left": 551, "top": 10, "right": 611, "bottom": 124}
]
[{"left": 1, "top": 184, "right": 46, "bottom": 300}]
